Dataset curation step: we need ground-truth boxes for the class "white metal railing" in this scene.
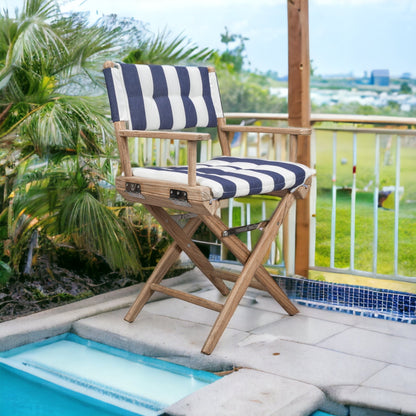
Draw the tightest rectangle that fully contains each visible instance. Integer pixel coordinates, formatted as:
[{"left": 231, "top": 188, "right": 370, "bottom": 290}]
[
  {"left": 312, "top": 126, "right": 416, "bottom": 283},
  {"left": 129, "top": 113, "right": 416, "bottom": 283}
]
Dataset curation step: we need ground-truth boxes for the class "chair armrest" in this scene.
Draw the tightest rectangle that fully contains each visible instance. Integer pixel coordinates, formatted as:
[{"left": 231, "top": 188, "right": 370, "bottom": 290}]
[
  {"left": 118, "top": 129, "right": 211, "bottom": 141},
  {"left": 117, "top": 128, "right": 203, "bottom": 187},
  {"left": 220, "top": 125, "right": 311, "bottom": 136}
]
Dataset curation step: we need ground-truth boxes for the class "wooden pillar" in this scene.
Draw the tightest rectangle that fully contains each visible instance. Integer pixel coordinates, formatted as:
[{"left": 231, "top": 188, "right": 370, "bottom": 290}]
[{"left": 287, "top": 0, "right": 311, "bottom": 277}]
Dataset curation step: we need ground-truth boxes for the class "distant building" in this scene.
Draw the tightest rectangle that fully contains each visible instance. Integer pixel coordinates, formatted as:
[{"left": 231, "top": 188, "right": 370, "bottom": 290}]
[
  {"left": 370, "top": 69, "right": 390, "bottom": 86},
  {"left": 401, "top": 72, "right": 411, "bottom": 80}
]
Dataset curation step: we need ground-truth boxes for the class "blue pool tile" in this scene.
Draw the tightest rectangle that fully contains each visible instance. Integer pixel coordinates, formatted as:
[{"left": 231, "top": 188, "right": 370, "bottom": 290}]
[{"left": 275, "top": 276, "right": 416, "bottom": 324}]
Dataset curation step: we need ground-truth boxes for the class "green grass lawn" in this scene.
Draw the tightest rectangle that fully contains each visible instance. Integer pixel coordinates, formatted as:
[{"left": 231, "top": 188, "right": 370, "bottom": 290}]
[
  {"left": 315, "top": 190, "right": 416, "bottom": 277},
  {"left": 315, "top": 130, "right": 416, "bottom": 278},
  {"left": 314, "top": 130, "right": 416, "bottom": 200}
]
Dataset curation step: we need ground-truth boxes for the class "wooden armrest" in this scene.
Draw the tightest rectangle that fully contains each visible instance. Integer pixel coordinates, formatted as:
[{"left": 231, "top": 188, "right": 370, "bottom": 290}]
[
  {"left": 220, "top": 125, "right": 311, "bottom": 136},
  {"left": 117, "top": 128, "right": 201, "bottom": 187},
  {"left": 118, "top": 129, "right": 211, "bottom": 141}
]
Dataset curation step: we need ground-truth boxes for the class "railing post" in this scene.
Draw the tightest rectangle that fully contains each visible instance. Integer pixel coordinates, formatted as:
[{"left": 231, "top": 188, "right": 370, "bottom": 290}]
[
  {"left": 373, "top": 134, "right": 380, "bottom": 275},
  {"left": 350, "top": 132, "right": 358, "bottom": 271},
  {"left": 330, "top": 131, "right": 337, "bottom": 269},
  {"left": 394, "top": 136, "right": 401, "bottom": 276},
  {"left": 288, "top": 0, "right": 311, "bottom": 277}
]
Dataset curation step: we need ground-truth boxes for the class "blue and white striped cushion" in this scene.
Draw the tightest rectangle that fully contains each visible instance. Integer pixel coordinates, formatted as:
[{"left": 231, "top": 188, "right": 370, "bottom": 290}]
[
  {"left": 131, "top": 157, "right": 315, "bottom": 199},
  {"left": 103, "top": 63, "right": 223, "bottom": 130}
]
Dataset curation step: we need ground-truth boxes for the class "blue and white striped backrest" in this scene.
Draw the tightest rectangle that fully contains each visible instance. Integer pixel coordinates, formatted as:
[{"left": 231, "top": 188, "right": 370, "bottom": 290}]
[{"left": 103, "top": 62, "right": 224, "bottom": 131}]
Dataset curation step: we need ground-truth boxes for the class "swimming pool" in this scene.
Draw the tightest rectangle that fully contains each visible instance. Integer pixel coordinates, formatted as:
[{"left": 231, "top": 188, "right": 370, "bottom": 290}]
[{"left": 0, "top": 333, "right": 220, "bottom": 416}]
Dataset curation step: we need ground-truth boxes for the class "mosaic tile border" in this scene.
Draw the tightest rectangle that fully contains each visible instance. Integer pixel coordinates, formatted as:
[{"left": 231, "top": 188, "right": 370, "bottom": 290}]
[{"left": 276, "top": 276, "right": 416, "bottom": 324}]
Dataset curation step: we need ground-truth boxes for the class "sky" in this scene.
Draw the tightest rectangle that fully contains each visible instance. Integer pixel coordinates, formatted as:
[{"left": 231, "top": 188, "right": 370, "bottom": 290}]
[{"left": 4, "top": 0, "right": 416, "bottom": 77}]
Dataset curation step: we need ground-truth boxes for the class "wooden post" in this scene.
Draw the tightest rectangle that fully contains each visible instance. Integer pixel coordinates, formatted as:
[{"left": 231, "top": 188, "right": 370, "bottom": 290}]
[{"left": 287, "top": 0, "right": 311, "bottom": 277}]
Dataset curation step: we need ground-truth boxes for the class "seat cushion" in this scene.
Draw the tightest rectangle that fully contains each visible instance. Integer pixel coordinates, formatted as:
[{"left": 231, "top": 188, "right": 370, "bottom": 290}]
[{"left": 131, "top": 156, "right": 315, "bottom": 199}]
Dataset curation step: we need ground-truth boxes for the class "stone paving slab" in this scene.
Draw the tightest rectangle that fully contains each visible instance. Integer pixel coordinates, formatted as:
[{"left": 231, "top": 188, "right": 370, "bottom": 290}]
[
  {"left": 325, "top": 385, "right": 416, "bottom": 416},
  {"left": 143, "top": 290, "right": 285, "bottom": 332},
  {"left": 251, "top": 314, "right": 349, "bottom": 344},
  {"left": 231, "top": 337, "right": 387, "bottom": 388},
  {"left": 362, "top": 364, "right": 416, "bottom": 396},
  {"left": 165, "top": 368, "right": 325, "bottom": 416},
  {"left": 352, "top": 317, "right": 416, "bottom": 340},
  {"left": 318, "top": 327, "right": 416, "bottom": 368},
  {"left": 72, "top": 308, "right": 246, "bottom": 371}
]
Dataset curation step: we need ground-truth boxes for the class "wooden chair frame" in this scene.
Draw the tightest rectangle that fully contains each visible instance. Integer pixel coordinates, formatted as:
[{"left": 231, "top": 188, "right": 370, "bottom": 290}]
[{"left": 106, "top": 62, "right": 312, "bottom": 354}]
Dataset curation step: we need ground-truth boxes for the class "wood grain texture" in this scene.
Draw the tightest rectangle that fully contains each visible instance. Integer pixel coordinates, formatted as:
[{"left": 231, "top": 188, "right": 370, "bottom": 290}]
[
  {"left": 150, "top": 284, "right": 224, "bottom": 312},
  {"left": 288, "top": 0, "right": 311, "bottom": 278},
  {"left": 118, "top": 129, "right": 210, "bottom": 141},
  {"left": 124, "top": 216, "right": 202, "bottom": 322},
  {"left": 220, "top": 124, "right": 311, "bottom": 136},
  {"left": 145, "top": 204, "right": 230, "bottom": 296}
]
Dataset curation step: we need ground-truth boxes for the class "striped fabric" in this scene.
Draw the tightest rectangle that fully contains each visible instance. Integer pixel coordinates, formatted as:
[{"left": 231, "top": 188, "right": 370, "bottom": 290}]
[
  {"left": 131, "top": 157, "right": 315, "bottom": 199},
  {"left": 103, "top": 63, "right": 223, "bottom": 130}
]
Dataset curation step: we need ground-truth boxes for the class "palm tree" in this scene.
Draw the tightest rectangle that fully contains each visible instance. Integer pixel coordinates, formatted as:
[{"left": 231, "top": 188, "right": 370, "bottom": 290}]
[
  {"left": 0, "top": 0, "right": 141, "bottom": 274},
  {"left": 0, "top": 0, "right": 215, "bottom": 277},
  {"left": 123, "top": 29, "right": 213, "bottom": 65}
]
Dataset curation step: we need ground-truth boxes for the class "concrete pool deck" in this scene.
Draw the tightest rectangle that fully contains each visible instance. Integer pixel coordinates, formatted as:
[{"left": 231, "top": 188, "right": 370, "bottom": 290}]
[{"left": 1, "top": 268, "right": 416, "bottom": 416}]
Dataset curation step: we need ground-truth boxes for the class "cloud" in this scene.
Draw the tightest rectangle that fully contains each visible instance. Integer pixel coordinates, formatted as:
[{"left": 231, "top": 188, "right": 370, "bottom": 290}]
[
  {"left": 132, "top": 0, "right": 285, "bottom": 8},
  {"left": 310, "top": 0, "right": 416, "bottom": 16},
  {"left": 62, "top": 0, "right": 285, "bottom": 14}
]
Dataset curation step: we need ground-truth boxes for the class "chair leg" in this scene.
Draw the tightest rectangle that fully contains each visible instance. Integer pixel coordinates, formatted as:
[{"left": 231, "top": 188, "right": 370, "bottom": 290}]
[
  {"left": 144, "top": 204, "right": 230, "bottom": 296},
  {"left": 201, "top": 193, "right": 298, "bottom": 354},
  {"left": 124, "top": 216, "right": 202, "bottom": 323},
  {"left": 201, "top": 194, "right": 299, "bottom": 316},
  {"left": 126, "top": 194, "right": 299, "bottom": 354},
  {"left": 201, "top": 247, "right": 263, "bottom": 354}
]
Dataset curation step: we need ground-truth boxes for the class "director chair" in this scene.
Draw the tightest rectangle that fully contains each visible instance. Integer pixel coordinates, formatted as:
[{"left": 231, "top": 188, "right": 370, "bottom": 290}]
[{"left": 103, "top": 61, "right": 314, "bottom": 354}]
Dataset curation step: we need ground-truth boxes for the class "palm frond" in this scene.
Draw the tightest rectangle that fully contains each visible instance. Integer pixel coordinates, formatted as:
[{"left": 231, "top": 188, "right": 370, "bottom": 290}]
[
  {"left": 22, "top": 0, "right": 57, "bottom": 19},
  {"left": 7, "top": 0, "right": 66, "bottom": 68},
  {"left": 59, "top": 191, "right": 141, "bottom": 273},
  {"left": 124, "top": 30, "right": 214, "bottom": 65},
  {"left": 16, "top": 95, "right": 113, "bottom": 155}
]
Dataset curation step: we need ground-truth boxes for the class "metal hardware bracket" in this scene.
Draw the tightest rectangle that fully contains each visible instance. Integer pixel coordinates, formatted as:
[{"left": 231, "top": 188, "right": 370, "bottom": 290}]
[
  {"left": 222, "top": 220, "right": 269, "bottom": 237},
  {"left": 169, "top": 189, "right": 191, "bottom": 207},
  {"left": 171, "top": 213, "right": 197, "bottom": 222},
  {"left": 125, "top": 182, "right": 144, "bottom": 198}
]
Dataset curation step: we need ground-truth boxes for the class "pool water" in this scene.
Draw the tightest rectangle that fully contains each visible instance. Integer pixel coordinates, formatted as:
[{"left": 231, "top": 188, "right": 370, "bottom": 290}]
[
  {"left": 0, "top": 366, "right": 127, "bottom": 416},
  {"left": 0, "top": 334, "right": 220, "bottom": 416}
]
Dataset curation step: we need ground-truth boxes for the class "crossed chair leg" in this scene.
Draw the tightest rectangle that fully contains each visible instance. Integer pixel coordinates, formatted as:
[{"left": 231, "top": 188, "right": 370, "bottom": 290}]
[{"left": 124, "top": 192, "right": 300, "bottom": 355}]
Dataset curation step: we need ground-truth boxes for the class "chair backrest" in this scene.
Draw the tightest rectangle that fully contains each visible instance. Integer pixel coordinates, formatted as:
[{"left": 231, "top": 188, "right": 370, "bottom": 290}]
[{"left": 103, "top": 62, "right": 224, "bottom": 131}]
